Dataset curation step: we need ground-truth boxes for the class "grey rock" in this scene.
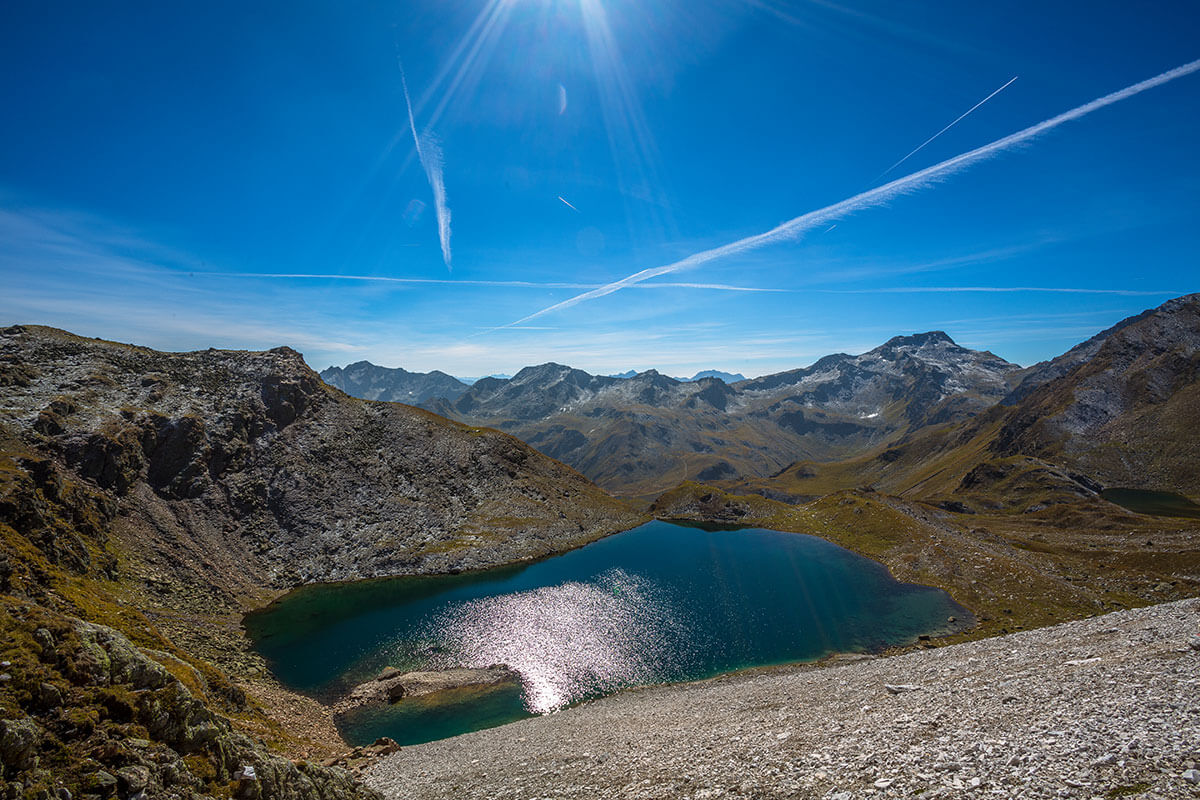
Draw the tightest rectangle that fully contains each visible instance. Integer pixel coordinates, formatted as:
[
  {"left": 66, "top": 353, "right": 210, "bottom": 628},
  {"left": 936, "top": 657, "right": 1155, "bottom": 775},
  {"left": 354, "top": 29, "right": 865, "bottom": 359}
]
[
  {"left": 32, "top": 628, "right": 55, "bottom": 653},
  {"left": 0, "top": 718, "right": 41, "bottom": 771},
  {"left": 884, "top": 683, "right": 922, "bottom": 694},
  {"left": 115, "top": 765, "right": 149, "bottom": 794}
]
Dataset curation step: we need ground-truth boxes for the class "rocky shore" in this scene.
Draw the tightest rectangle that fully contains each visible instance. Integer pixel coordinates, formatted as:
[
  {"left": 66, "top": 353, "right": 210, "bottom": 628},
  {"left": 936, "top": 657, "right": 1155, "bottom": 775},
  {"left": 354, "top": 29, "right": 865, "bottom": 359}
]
[{"left": 365, "top": 598, "right": 1200, "bottom": 800}]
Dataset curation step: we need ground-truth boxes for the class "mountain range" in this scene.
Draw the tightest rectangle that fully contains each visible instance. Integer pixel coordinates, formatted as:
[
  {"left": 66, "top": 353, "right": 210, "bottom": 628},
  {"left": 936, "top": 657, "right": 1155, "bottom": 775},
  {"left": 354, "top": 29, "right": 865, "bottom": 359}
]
[
  {"left": 320, "top": 360, "right": 470, "bottom": 404},
  {"left": 330, "top": 330, "right": 1019, "bottom": 496},
  {"left": 323, "top": 295, "right": 1200, "bottom": 505}
]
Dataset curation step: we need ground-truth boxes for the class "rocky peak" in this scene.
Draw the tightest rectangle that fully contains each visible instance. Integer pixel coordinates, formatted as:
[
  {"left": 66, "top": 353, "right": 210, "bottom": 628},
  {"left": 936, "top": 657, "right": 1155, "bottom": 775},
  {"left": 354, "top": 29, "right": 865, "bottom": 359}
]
[
  {"left": 879, "top": 330, "right": 957, "bottom": 350},
  {"left": 1004, "top": 293, "right": 1200, "bottom": 405}
]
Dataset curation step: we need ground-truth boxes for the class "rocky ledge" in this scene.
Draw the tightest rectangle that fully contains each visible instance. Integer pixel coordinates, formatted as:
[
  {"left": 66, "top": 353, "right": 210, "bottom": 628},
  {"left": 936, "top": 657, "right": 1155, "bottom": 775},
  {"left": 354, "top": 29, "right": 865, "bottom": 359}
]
[
  {"left": 365, "top": 598, "right": 1200, "bottom": 800},
  {"left": 336, "top": 666, "right": 520, "bottom": 712}
]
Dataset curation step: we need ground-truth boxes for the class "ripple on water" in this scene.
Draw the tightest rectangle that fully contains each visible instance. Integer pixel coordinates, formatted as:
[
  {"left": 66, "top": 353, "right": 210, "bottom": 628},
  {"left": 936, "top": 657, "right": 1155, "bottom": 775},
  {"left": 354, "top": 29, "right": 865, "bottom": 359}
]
[{"left": 404, "top": 569, "right": 698, "bottom": 713}]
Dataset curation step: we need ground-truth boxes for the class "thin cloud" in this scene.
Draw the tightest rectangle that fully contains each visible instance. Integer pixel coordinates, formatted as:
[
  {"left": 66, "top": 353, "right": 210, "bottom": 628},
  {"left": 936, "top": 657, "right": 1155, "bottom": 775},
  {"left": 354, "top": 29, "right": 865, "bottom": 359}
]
[
  {"left": 498, "top": 58, "right": 1200, "bottom": 329},
  {"left": 400, "top": 66, "right": 453, "bottom": 269},
  {"left": 821, "top": 286, "right": 1183, "bottom": 296},
  {"left": 874, "top": 75, "right": 1019, "bottom": 182},
  {"left": 193, "top": 271, "right": 788, "bottom": 293}
]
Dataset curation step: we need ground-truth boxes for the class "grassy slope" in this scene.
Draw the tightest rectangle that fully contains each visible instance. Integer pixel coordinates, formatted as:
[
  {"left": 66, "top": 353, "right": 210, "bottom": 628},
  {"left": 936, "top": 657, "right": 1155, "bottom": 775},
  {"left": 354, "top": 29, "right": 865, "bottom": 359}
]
[{"left": 651, "top": 482, "right": 1199, "bottom": 647}]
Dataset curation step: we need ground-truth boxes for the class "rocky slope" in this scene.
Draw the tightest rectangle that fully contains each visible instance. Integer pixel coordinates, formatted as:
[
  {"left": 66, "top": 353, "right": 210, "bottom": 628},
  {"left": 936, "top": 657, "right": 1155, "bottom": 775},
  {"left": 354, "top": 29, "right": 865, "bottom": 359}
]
[
  {"left": 727, "top": 294, "right": 1200, "bottom": 506},
  {"left": 0, "top": 325, "right": 639, "bottom": 592},
  {"left": 989, "top": 293, "right": 1200, "bottom": 494},
  {"left": 319, "top": 361, "right": 468, "bottom": 406},
  {"left": 0, "top": 324, "right": 640, "bottom": 798},
  {"left": 0, "top": 601, "right": 379, "bottom": 800},
  {"left": 364, "top": 598, "right": 1200, "bottom": 800},
  {"left": 412, "top": 333, "right": 1019, "bottom": 496}
]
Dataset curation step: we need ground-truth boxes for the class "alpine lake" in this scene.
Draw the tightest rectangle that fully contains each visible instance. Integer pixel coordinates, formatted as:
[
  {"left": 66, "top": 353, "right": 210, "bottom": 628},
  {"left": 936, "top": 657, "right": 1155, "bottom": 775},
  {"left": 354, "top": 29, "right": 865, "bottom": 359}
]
[{"left": 245, "top": 520, "right": 970, "bottom": 746}]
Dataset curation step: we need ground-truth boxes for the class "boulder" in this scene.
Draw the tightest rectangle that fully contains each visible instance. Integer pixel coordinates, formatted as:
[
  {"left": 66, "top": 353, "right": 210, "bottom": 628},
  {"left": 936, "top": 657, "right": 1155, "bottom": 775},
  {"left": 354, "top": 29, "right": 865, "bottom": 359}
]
[{"left": 0, "top": 718, "right": 41, "bottom": 773}]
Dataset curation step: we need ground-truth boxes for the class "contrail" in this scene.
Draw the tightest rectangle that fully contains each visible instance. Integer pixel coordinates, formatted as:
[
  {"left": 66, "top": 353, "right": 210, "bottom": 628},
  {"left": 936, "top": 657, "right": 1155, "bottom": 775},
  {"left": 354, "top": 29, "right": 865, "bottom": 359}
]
[
  {"left": 558, "top": 195, "right": 580, "bottom": 212},
  {"left": 500, "top": 58, "right": 1200, "bottom": 329},
  {"left": 400, "top": 66, "right": 453, "bottom": 269},
  {"left": 874, "top": 75, "right": 1019, "bottom": 181},
  {"left": 192, "top": 272, "right": 787, "bottom": 292}
]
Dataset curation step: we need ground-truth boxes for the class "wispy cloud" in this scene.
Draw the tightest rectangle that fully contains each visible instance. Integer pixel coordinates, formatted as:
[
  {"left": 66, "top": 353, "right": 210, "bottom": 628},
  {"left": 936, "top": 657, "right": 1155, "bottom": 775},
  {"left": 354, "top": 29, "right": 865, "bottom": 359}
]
[
  {"left": 193, "top": 271, "right": 787, "bottom": 293},
  {"left": 874, "top": 75, "right": 1018, "bottom": 181},
  {"left": 400, "top": 66, "right": 452, "bottom": 269},
  {"left": 499, "top": 58, "right": 1200, "bottom": 329},
  {"left": 820, "top": 286, "right": 1183, "bottom": 296}
]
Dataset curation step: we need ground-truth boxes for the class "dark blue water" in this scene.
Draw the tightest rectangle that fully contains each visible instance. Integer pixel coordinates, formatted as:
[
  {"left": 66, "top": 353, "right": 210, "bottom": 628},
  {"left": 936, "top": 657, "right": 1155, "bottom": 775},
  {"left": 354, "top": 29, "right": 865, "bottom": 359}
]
[
  {"left": 1101, "top": 487, "right": 1200, "bottom": 519},
  {"left": 245, "top": 521, "right": 968, "bottom": 745}
]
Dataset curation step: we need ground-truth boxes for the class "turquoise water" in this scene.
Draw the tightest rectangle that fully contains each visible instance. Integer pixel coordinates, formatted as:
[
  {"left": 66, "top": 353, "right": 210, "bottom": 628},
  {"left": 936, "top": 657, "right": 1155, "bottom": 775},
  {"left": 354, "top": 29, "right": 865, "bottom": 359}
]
[
  {"left": 245, "top": 521, "right": 969, "bottom": 745},
  {"left": 1100, "top": 488, "right": 1200, "bottom": 519}
]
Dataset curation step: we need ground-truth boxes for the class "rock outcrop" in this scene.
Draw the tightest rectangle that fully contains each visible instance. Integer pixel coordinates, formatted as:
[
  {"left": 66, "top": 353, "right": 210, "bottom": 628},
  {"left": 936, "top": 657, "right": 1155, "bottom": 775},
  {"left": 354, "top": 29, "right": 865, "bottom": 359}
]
[
  {"left": 336, "top": 666, "right": 520, "bottom": 712},
  {"left": 0, "top": 600, "right": 380, "bottom": 800}
]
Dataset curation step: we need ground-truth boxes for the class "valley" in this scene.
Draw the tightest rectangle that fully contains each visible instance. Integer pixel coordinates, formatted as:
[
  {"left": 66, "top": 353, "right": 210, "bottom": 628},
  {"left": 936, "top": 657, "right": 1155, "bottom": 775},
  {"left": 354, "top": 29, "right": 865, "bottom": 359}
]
[{"left": 1, "top": 294, "right": 1198, "bottom": 799}]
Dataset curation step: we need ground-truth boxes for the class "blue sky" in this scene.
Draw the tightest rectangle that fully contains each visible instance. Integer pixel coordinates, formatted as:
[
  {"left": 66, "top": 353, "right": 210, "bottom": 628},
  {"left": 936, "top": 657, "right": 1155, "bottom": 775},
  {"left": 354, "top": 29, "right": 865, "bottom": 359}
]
[{"left": 1, "top": 0, "right": 1197, "bottom": 378}]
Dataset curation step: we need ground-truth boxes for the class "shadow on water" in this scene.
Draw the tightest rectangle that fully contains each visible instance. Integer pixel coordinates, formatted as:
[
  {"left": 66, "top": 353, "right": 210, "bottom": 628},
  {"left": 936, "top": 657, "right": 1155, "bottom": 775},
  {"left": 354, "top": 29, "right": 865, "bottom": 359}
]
[
  {"left": 1100, "top": 487, "right": 1200, "bottom": 519},
  {"left": 245, "top": 520, "right": 971, "bottom": 746}
]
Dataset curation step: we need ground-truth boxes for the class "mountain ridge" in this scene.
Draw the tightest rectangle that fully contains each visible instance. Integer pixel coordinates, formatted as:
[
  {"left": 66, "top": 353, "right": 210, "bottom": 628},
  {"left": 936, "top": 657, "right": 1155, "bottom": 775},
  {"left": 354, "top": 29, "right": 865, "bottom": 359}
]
[
  {"left": 320, "top": 360, "right": 469, "bottom": 405},
  {"left": 397, "top": 331, "right": 1022, "bottom": 495}
]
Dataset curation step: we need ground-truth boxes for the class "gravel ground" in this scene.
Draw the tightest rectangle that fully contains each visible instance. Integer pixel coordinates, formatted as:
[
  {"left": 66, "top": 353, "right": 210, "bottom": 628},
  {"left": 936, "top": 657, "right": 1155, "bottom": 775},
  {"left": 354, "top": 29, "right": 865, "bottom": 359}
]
[{"left": 365, "top": 598, "right": 1200, "bottom": 800}]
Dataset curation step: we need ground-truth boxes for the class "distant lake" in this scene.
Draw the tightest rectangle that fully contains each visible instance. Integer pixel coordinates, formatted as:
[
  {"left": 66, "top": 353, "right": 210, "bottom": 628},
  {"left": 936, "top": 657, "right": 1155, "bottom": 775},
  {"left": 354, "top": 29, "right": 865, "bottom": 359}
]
[
  {"left": 245, "top": 521, "right": 969, "bottom": 746},
  {"left": 1100, "top": 487, "right": 1200, "bottom": 519}
]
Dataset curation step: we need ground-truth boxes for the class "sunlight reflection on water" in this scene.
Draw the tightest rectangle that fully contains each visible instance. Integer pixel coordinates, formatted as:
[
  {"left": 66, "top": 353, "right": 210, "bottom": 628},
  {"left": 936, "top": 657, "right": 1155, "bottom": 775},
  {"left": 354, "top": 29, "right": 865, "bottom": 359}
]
[{"left": 404, "top": 569, "right": 696, "bottom": 713}]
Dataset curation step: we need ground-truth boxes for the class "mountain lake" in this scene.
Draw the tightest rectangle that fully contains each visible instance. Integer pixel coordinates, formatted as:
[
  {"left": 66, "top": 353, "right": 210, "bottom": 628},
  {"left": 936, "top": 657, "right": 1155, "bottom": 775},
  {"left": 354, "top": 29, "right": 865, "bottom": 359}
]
[
  {"left": 1100, "top": 487, "right": 1200, "bottom": 519},
  {"left": 245, "top": 520, "right": 970, "bottom": 746}
]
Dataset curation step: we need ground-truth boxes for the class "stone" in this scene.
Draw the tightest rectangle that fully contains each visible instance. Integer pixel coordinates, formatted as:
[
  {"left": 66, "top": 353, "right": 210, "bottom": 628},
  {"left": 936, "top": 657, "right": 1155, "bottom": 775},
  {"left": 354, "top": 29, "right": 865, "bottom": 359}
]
[
  {"left": 36, "top": 682, "right": 63, "bottom": 709},
  {"left": 1183, "top": 769, "right": 1200, "bottom": 784},
  {"left": 86, "top": 772, "right": 117, "bottom": 797},
  {"left": 1188, "top": 637, "right": 1200, "bottom": 652},
  {"left": 884, "top": 684, "right": 921, "bottom": 694},
  {"left": 116, "top": 766, "right": 149, "bottom": 794},
  {"left": 32, "top": 628, "right": 55, "bottom": 653},
  {"left": 0, "top": 718, "right": 41, "bottom": 772},
  {"left": 234, "top": 765, "right": 258, "bottom": 781}
]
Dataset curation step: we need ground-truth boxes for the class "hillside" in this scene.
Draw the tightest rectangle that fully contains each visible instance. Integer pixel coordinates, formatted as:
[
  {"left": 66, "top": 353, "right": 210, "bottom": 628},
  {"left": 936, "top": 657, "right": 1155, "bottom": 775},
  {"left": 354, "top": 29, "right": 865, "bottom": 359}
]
[
  {"left": 411, "top": 333, "right": 1020, "bottom": 496},
  {"left": 0, "top": 324, "right": 640, "bottom": 797},
  {"left": 728, "top": 294, "right": 1200, "bottom": 507}
]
